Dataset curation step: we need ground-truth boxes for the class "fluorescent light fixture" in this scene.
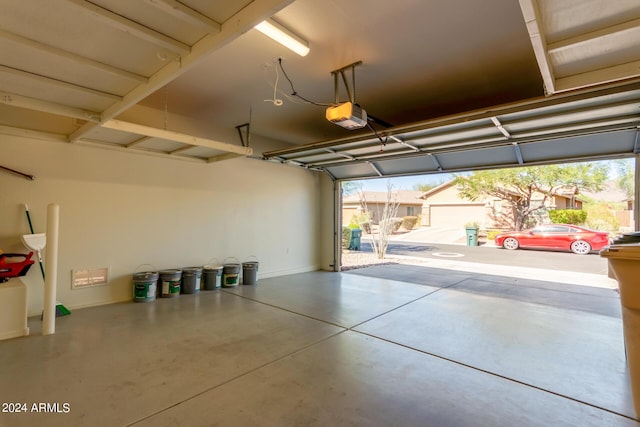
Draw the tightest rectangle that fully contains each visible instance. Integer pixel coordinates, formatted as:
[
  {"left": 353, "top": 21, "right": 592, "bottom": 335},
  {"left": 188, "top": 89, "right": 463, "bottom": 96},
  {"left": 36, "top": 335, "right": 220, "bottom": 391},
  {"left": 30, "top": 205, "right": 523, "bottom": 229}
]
[{"left": 255, "top": 18, "right": 309, "bottom": 57}]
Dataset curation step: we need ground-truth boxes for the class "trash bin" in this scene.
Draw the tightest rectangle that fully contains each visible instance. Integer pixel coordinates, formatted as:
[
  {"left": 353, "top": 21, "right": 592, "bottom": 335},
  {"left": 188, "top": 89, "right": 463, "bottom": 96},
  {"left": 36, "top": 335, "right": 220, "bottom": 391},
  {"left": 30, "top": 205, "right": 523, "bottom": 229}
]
[
  {"left": 465, "top": 227, "right": 478, "bottom": 246},
  {"left": 349, "top": 229, "right": 362, "bottom": 250},
  {"left": 600, "top": 243, "right": 640, "bottom": 416}
]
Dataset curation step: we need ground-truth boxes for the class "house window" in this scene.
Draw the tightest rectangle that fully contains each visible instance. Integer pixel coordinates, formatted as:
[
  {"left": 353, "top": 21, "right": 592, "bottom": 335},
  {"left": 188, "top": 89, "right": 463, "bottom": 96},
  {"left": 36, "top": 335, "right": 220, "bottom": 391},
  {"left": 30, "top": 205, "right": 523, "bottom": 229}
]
[{"left": 407, "top": 206, "right": 415, "bottom": 216}]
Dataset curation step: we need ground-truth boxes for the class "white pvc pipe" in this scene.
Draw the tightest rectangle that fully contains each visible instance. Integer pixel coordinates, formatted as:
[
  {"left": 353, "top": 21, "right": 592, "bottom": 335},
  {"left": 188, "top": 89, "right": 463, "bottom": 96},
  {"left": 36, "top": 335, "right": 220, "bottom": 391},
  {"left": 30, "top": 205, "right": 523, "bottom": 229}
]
[{"left": 42, "top": 203, "right": 59, "bottom": 335}]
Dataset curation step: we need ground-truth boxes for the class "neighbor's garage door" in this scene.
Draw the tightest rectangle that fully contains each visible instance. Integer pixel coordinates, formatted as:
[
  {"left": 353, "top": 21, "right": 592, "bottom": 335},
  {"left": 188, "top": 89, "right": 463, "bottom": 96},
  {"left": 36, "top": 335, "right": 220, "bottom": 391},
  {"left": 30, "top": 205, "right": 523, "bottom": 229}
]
[{"left": 428, "top": 204, "right": 486, "bottom": 228}]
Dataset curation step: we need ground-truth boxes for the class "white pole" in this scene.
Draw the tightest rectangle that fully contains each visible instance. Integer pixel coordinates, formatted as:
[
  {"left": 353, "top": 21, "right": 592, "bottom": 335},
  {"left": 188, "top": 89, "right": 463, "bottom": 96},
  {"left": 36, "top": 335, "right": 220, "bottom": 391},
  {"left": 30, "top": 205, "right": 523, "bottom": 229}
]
[{"left": 43, "top": 203, "right": 59, "bottom": 335}]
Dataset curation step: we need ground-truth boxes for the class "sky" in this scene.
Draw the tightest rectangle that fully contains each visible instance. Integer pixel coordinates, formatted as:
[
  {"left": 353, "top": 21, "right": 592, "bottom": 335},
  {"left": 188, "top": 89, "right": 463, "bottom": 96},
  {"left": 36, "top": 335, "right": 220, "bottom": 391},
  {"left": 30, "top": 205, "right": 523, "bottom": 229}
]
[
  {"left": 356, "top": 173, "right": 453, "bottom": 191},
  {"left": 349, "top": 158, "right": 635, "bottom": 192}
]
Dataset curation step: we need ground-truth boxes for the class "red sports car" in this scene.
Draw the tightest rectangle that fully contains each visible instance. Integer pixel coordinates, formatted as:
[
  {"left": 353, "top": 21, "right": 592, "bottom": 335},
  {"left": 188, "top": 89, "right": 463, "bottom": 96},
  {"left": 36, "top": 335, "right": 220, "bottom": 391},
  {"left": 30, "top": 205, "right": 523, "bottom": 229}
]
[{"left": 494, "top": 224, "right": 611, "bottom": 255}]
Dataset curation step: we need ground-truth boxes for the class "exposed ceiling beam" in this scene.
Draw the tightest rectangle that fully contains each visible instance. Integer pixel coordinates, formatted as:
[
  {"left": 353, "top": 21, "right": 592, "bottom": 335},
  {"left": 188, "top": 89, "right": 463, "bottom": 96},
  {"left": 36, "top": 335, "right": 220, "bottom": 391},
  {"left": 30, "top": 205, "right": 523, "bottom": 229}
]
[
  {"left": 77, "top": 138, "right": 206, "bottom": 163},
  {"left": 143, "top": 0, "right": 222, "bottom": 33},
  {"left": 518, "top": 0, "right": 556, "bottom": 94},
  {"left": 126, "top": 136, "right": 153, "bottom": 148},
  {"left": 0, "top": 28, "right": 147, "bottom": 83},
  {"left": 0, "top": 124, "right": 68, "bottom": 143},
  {"left": 65, "top": 0, "right": 190, "bottom": 55},
  {"left": 0, "top": 91, "right": 101, "bottom": 121},
  {"left": 69, "top": 0, "right": 295, "bottom": 143},
  {"left": 554, "top": 60, "right": 640, "bottom": 93},
  {"left": 0, "top": 65, "right": 122, "bottom": 101},
  {"left": 101, "top": 119, "right": 253, "bottom": 156},
  {"left": 169, "top": 145, "right": 195, "bottom": 155},
  {"left": 547, "top": 18, "right": 640, "bottom": 55},
  {"left": 207, "top": 153, "right": 244, "bottom": 163}
]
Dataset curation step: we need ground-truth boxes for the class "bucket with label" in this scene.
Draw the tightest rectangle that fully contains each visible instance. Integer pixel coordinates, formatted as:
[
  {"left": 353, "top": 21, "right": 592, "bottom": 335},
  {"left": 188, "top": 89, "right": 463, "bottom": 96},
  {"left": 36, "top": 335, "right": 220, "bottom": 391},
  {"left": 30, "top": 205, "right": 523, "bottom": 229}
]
[
  {"left": 222, "top": 258, "right": 241, "bottom": 287},
  {"left": 242, "top": 256, "right": 259, "bottom": 285},
  {"left": 203, "top": 260, "right": 223, "bottom": 290},
  {"left": 181, "top": 267, "right": 202, "bottom": 294},
  {"left": 159, "top": 269, "right": 182, "bottom": 298},
  {"left": 132, "top": 270, "right": 159, "bottom": 302}
]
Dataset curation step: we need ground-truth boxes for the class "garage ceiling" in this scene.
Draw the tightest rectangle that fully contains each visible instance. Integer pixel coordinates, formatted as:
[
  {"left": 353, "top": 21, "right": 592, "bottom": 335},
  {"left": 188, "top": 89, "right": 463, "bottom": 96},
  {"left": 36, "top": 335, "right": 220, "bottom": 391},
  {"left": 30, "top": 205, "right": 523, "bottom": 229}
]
[{"left": 1, "top": 0, "right": 639, "bottom": 176}]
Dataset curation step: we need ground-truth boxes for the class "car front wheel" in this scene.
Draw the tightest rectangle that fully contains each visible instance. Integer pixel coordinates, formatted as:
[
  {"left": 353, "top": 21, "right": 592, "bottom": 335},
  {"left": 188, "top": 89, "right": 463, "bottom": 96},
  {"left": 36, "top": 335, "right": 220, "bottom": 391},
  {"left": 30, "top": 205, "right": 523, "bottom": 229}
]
[
  {"left": 570, "top": 240, "right": 591, "bottom": 255},
  {"left": 503, "top": 237, "right": 519, "bottom": 250}
]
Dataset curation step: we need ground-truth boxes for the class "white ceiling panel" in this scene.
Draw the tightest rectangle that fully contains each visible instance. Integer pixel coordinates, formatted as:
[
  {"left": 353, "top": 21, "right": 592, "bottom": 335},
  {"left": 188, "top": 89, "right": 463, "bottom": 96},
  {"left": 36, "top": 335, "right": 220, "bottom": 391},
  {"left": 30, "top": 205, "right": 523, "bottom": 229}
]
[{"left": 1, "top": 0, "right": 639, "bottom": 173}]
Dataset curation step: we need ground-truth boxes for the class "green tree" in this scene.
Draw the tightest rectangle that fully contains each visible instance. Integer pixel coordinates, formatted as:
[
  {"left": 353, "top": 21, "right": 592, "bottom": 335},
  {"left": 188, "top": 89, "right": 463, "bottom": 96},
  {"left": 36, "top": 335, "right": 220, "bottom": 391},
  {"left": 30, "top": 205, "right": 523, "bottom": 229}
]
[
  {"left": 412, "top": 182, "right": 441, "bottom": 192},
  {"left": 342, "top": 180, "right": 363, "bottom": 196},
  {"left": 454, "top": 164, "right": 608, "bottom": 231},
  {"left": 615, "top": 158, "right": 634, "bottom": 198}
]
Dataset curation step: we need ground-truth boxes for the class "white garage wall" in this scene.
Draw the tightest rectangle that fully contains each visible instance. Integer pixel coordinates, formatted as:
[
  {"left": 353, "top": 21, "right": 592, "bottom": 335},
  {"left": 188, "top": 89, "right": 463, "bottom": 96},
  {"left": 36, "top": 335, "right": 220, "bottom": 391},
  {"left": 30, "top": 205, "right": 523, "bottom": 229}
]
[{"left": 0, "top": 134, "right": 324, "bottom": 316}]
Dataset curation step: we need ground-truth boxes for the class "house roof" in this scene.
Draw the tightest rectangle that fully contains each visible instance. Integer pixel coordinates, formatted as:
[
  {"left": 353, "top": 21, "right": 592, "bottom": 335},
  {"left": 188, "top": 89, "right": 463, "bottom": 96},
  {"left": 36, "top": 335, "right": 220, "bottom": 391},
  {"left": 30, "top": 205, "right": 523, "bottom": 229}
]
[
  {"left": 420, "top": 178, "right": 588, "bottom": 201},
  {"left": 418, "top": 181, "right": 456, "bottom": 199},
  {"left": 343, "top": 190, "right": 424, "bottom": 205}
]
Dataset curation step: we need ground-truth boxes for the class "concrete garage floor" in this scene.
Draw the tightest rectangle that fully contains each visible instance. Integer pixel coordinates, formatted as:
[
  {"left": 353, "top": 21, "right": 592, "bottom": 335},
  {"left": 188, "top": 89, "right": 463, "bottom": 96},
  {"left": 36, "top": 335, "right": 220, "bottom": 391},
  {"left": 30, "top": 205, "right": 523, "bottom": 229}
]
[{"left": 0, "top": 267, "right": 638, "bottom": 426}]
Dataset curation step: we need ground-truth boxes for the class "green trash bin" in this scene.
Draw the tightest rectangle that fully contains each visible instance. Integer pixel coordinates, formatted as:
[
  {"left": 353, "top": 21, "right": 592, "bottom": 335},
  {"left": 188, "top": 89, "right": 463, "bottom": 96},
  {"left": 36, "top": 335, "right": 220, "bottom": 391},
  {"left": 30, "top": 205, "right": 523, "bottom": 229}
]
[
  {"left": 349, "top": 229, "right": 362, "bottom": 250},
  {"left": 465, "top": 227, "right": 478, "bottom": 246}
]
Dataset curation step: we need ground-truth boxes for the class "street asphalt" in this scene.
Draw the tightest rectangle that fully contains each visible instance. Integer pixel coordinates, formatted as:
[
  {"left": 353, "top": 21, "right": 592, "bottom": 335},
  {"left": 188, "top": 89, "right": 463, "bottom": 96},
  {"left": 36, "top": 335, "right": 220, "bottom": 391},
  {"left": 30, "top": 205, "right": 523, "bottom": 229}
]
[{"left": 358, "top": 226, "right": 617, "bottom": 289}]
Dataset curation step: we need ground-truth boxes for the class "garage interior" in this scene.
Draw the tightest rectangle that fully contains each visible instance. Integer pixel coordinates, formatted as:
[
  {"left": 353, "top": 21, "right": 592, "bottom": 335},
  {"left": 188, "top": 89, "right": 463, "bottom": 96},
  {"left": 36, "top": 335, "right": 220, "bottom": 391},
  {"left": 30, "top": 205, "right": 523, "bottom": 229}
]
[{"left": 1, "top": 0, "right": 640, "bottom": 425}]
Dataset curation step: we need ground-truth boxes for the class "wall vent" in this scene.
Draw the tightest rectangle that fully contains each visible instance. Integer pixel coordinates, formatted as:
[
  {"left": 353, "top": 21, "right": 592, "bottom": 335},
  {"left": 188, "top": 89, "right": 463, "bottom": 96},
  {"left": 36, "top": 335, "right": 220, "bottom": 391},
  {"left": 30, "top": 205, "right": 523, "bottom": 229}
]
[{"left": 72, "top": 268, "right": 109, "bottom": 289}]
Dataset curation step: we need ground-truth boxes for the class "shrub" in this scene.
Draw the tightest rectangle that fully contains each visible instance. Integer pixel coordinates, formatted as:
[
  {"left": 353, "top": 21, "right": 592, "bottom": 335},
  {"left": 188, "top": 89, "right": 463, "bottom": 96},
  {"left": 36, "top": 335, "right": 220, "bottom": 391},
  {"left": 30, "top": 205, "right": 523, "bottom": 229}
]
[
  {"left": 378, "top": 217, "right": 403, "bottom": 234},
  {"left": 342, "top": 226, "right": 352, "bottom": 249},
  {"left": 486, "top": 230, "right": 502, "bottom": 240},
  {"left": 464, "top": 221, "right": 480, "bottom": 229},
  {"left": 349, "top": 212, "right": 368, "bottom": 227},
  {"left": 584, "top": 204, "right": 619, "bottom": 232},
  {"left": 548, "top": 209, "right": 587, "bottom": 225},
  {"left": 402, "top": 216, "right": 418, "bottom": 230}
]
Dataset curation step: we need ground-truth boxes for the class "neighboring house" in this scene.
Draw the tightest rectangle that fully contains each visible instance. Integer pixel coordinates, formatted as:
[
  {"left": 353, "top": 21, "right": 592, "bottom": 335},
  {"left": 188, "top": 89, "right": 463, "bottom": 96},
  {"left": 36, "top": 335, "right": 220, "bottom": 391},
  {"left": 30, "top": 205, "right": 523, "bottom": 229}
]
[
  {"left": 419, "top": 180, "right": 582, "bottom": 230},
  {"left": 342, "top": 191, "right": 423, "bottom": 225}
]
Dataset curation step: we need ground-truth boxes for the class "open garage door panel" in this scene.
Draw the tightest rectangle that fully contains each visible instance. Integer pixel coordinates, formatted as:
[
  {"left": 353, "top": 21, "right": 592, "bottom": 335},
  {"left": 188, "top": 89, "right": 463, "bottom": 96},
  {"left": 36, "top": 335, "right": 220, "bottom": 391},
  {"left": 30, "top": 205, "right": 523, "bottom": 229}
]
[{"left": 263, "top": 82, "right": 640, "bottom": 180}]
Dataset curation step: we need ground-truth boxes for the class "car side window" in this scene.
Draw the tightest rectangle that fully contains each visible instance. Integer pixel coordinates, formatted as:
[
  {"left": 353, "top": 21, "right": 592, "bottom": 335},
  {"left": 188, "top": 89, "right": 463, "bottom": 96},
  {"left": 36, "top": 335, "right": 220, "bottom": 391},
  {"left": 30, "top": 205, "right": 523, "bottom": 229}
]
[{"left": 548, "top": 226, "right": 570, "bottom": 233}]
